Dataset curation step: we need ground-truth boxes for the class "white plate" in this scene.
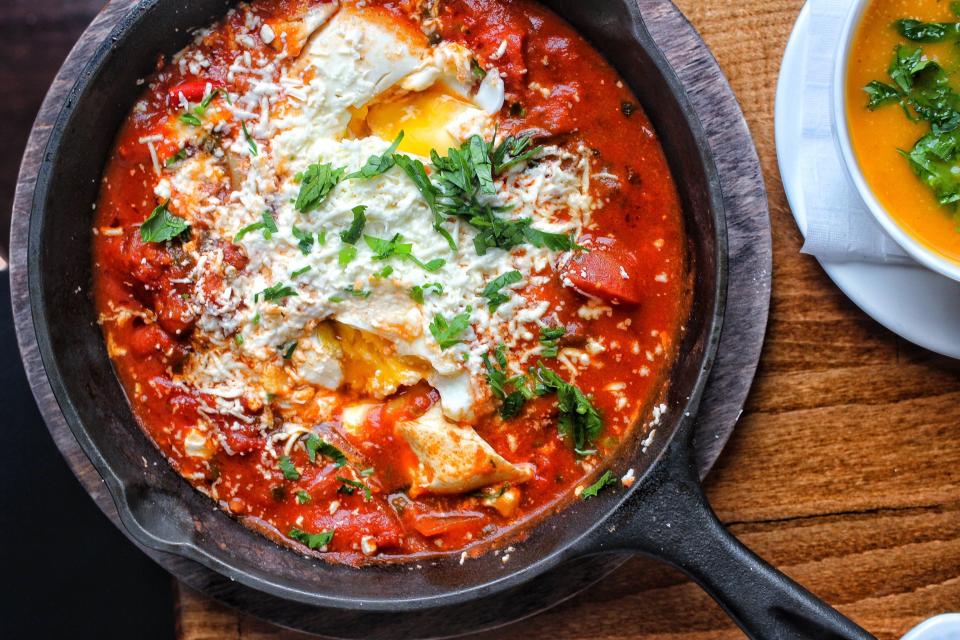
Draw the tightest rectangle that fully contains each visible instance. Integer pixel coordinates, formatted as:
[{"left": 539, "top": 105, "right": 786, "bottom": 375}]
[
  {"left": 902, "top": 614, "right": 960, "bottom": 640},
  {"left": 775, "top": 3, "right": 960, "bottom": 359}
]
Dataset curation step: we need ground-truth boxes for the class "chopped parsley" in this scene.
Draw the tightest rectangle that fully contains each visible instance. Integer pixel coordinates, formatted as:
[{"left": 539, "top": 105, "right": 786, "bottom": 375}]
[
  {"left": 294, "top": 490, "right": 311, "bottom": 504},
  {"left": 195, "top": 88, "right": 220, "bottom": 114},
  {"left": 429, "top": 311, "right": 471, "bottom": 350},
  {"left": 234, "top": 333, "right": 244, "bottom": 346},
  {"left": 317, "top": 230, "right": 327, "bottom": 245},
  {"left": 278, "top": 455, "right": 300, "bottom": 481},
  {"left": 291, "top": 226, "right": 314, "bottom": 255},
  {"left": 470, "top": 58, "right": 487, "bottom": 80},
  {"left": 140, "top": 201, "right": 189, "bottom": 243},
  {"left": 364, "top": 233, "right": 445, "bottom": 271},
  {"left": 342, "top": 285, "right": 371, "bottom": 298},
  {"left": 304, "top": 434, "right": 347, "bottom": 467},
  {"left": 280, "top": 341, "right": 298, "bottom": 359},
  {"left": 288, "top": 527, "right": 334, "bottom": 550},
  {"left": 234, "top": 210, "right": 278, "bottom": 241},
  {"left": 340, "top": 205, "right": 367, "bottom": 244},
  {"left": 481, "top": 270, "right": 522, "bottom": 311},
  {"left": 539, "top": 325, "right": 566, "bottom": 358},
  {"left": 894, "top": 18, "right": 960, "bottom": 43},
  {"left": 409, "top": 282, "right": 443, "bottom": 303},
  {"left": 393, "top": 131, "right": 579, "bottom": 256},
  {"left": 295, "top": 162, "right": 344, "bottom": 213},
  {"left": 165, "top": 147, "right": 187, "bottom": 166},
  {"left": 345, "top": 131, "right": 404, "bottom": 179},
  {"left": 483, "top": 343, "right": 534, "bottom": 420},
  {"left": 376, "top": 265, "right": 395, "bottom": 278},
  {"left": 179, "top": 112, "right": 202, "bottom": 127},
  {"left": 290, "top": 265, "right": 312, "bottom": 278},
  {"left": 393, "top": 153, "right": 456, "bottom": 251},
  {"left": 533, "top": 363, "right": 603, "bottom": 453},
  {"left": 360, "top": 467, "right": 375, "bottom": 477},
  {"left": 336, "top": 476, "right": 372, "bottom": 500},
  {"left": 581, "top": 470, "right": 617, "bottom": 499},
  {"left": 864, "top": 44, "right": 960, "bottom": 208},
  {"left": 256, "top": 282, "right": 298, "bottom": 303},
  {"left": 338, "top": 245, "right": 357, "bottom": 266},
  {"left": 241, "top": 120, "right": 258, "bottom": 156},
  {"left": 177, "top": 88, "right": 221, "bottom": 126}
]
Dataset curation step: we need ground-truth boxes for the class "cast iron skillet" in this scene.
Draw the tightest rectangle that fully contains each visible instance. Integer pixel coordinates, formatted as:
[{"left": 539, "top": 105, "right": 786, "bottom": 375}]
[{"left": 25, "top": 0, "right": 874, "bottom": 638}]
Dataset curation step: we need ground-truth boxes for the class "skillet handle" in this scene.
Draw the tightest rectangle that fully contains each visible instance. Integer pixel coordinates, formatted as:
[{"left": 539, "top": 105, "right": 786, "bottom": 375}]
[{"left": 604, "top": 436, "right": 874, "bottom": 640}]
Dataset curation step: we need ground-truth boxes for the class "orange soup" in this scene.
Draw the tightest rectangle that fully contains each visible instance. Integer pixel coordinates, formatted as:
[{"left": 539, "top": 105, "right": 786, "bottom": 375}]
[{"left": 846, "top": 0, "right": 960, "bottom": 263}]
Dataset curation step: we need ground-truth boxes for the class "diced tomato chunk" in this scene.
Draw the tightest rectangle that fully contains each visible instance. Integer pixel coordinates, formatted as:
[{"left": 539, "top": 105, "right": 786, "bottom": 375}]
[
  {"left": 167, "top": 80, "right": 216, "bottom": 105},
  {"left": 559, "top": 240, "right": 644, "bottom": 305},
  {"left": 408, "top": 511, "right": 487, "bottom": 537},
  {"left": 153, "top": 288, "right": 197, "bottom": 336}
]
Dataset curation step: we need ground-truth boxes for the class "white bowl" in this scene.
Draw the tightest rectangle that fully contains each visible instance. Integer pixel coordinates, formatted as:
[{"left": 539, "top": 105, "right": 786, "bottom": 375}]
[{"left": 832, "top": 0, "right": 960, "bottom": 282}]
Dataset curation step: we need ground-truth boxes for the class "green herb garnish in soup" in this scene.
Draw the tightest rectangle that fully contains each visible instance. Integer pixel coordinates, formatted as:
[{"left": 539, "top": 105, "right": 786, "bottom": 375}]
[{"left": 847, "top": 0, "right": 960, "bottom": 260}]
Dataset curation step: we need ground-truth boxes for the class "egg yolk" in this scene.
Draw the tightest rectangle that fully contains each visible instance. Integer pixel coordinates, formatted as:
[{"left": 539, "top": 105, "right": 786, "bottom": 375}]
[{"left": 362, "top": 85, "right": 477, "bottom": 157}]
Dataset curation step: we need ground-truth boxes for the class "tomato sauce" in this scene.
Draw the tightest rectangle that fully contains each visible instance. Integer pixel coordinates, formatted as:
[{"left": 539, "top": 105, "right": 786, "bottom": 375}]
[{"left": 92, "top": 0, "right": 689, "bottom": 563}]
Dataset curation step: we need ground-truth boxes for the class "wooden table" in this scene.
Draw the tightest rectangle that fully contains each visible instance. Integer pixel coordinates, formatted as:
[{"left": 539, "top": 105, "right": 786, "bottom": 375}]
[
  {"left": 169, "top": 0, "right": 960, "bottom": 637},
  {"left": 5, "top": 0, "right": 957, "bottom": 637}
]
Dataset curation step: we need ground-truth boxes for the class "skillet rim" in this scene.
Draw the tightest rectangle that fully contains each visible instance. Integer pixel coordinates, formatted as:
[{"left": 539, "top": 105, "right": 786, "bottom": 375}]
[{"left": 24, "top": 0, "right": 728, "bottom": 611}]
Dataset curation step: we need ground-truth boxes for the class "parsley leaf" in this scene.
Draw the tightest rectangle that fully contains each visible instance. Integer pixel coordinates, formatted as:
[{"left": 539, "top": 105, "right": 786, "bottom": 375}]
[
  {"left": 490, "top": 132, "right": 544, "bottom": 174},
  {"left": 483, "top": 344, "right": 534, "bottom": 420},
  {"left": 342, "top": 285, "right": 371, "bottom": 298},
  {"left": 290, "top": 265, "right": 312, "bottom": 278},
  {"left": 140, "top": 201, "right": 189, "bottom": 243},
  {"left": 894, "top": 18, "right": 960, "bottom": 43},
  {"left": 581, "top": 470, "right": 617, "bottom": 499},
  {"left": 304, "top": 434, "right": 347, "bottom": 467},
  {"left": 336, "top": 476, "right": 372, "bottom": 500},
  {"left": 291, "top": 226, "right": 314, "bottom": 254},
  {"left": 481, "top": 270, "right": 522, "bottom": 311},
  {"left": 280, "top": 341, "right": 298, "bottom": 359},
  {"left": 288, "top": 527, "right": 334, "bottom": 550},
  {"left": 393, "top": 153, "right": 457, "bottom": 251},
  {"left": 429, "top": 311, "right": 471, "bottom": 349},
  {"left": 338, "top": 245, "right": 357, "bottom": 266},
  {"left": 234, "top": 210, "right": 278, "bottom": 241},
  {"left": 539, "top": 325, "right": 566, "bottom": 358},
  {"left": 257, "top": 282, "right": 298, "bottom": 303},
  {"left": 364, "top": 233, "right": 445, "bottom": 271},
  {"left": 295, "top": 490, "right": 311, "bottom": 504},
  {"left": 864, "top": 81, "right": 901, "bottom": 110},
  {"left": 278, "top": 455, "right": 300, "bottom": 480},
  {"left": 409, "top": 282, "right": 443, "bottom": 303},
  {"left": 340, "top": 205, "right": 366, "bottom": 244},
  {"left": 346, "top": 131, "right": 404, "bottom": 179},
  {"left": 179, "top": 112, "right": 202, "bottom": 127},
  {"left": 165, "top": 148, "right": 187, "bottom": 167},
  {"left": 523, "top": 227, "right": 581, "bottom": 251},
  {"left": 470, "top": 58, "right": 487, "bottom": 80},
  {"left": 866, "top": 44, "right": 960, "bottom": 207},
  {"left": 295, "top": 162, "right": 345, "bottom": 213},
  {"left": 533, "top": 363, "right": 603, "bottom": 453},
  {"left": 241, "top": 120, "right": 258, "bottom": 156}
]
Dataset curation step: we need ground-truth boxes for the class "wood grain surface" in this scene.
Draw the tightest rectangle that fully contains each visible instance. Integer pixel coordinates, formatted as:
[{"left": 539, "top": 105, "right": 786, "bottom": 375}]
[{"left": 173, "top": 0, "right": 960, "bottom": 637}]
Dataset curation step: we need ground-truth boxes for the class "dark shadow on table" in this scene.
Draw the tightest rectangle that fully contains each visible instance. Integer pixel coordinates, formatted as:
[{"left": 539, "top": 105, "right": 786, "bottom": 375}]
[{"left": 0, "top": 2, "right": 174, "bottom": 638}]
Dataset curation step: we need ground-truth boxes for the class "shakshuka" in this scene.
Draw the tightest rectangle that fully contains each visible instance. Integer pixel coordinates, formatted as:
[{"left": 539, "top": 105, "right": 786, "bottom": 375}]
[{"left": 92, "top": 0, "right": 690, "bottom": 563}]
